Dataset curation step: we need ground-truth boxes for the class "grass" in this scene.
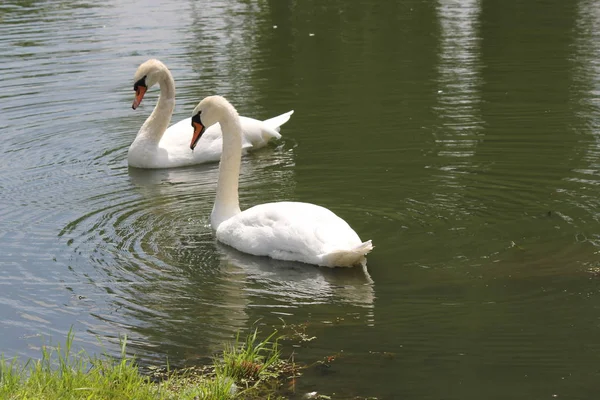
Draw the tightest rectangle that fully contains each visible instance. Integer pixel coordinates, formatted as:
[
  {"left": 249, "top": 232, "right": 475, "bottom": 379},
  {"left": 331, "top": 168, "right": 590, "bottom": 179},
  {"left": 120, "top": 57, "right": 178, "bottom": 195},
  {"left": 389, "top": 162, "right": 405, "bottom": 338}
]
[
  {"left": 217, "top": 329, "right": 281, "bottom": 383},
  {"left": 0, "top": 328, "right": 293, "bottom": 400}
]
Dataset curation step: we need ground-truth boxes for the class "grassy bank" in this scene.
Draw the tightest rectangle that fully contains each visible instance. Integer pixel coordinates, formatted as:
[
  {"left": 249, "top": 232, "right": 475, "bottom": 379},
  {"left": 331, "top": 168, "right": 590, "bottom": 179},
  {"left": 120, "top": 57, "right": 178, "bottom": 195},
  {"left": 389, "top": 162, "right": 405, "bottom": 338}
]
[{"left": 0, "top": 328, "right": 299, "bottom": 400}]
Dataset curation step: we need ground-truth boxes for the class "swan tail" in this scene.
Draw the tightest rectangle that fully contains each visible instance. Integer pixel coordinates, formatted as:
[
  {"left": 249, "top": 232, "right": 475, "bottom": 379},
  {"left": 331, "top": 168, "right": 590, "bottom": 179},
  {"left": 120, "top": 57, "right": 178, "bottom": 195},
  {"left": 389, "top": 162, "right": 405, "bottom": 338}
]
[
  {"left": 261, "top": 110, "right": 294, "bottom": 139},
  {"left": 263, "top": 110, "right": 294, "bottom": 130},
  {"left": 322, "top": 240, "right": 374, "bottom": 268}
]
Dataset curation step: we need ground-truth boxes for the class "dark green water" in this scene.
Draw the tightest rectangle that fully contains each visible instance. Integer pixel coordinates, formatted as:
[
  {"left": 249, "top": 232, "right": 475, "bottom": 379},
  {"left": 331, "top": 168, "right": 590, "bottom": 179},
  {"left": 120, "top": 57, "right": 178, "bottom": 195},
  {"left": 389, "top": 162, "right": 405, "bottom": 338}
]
[{"left": 1, "top": 0, "right": 600, "bottom": 398}]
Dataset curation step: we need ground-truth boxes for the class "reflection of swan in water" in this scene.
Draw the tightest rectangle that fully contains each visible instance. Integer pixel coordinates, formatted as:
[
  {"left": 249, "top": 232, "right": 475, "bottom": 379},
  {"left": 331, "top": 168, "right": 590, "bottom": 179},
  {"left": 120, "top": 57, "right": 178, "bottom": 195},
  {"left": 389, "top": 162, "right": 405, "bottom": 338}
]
[
  {"left": 215, "top": 242, "right": 375, "bottom": 308},
  {"left": 127, "top": 144, "right": 295, "bottom": 191},
  {"left": 127, "top": 162, "right": 217, "bottom": 192}
]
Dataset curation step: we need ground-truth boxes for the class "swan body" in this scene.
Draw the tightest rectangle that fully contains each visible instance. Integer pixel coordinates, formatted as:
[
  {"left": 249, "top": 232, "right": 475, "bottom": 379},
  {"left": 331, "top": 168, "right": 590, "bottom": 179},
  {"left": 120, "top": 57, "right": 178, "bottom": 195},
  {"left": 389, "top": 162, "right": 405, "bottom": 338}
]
[
  {"left": 129, "top": 59, "right": 293, "bottom": 169},
  {"left": 191, "top": 95, "right": 373, "bottom": 268}
]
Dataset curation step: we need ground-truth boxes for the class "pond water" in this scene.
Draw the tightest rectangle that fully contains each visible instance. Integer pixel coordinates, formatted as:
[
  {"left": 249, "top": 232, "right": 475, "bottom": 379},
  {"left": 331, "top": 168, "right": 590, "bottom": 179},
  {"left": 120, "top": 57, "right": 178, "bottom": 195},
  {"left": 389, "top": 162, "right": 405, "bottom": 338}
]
[{"left": 1, "top": 0, "right": 600, "bottom": 398}]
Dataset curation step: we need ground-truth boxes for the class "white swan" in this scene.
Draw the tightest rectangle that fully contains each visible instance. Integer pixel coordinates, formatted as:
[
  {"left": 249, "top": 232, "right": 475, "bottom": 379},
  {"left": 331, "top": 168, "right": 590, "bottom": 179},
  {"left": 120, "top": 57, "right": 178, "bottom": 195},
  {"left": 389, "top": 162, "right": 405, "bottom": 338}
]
[
  {"left": 191, "top": 96, "right": 373, "bottom": 268},
  {"left": 128, "top": 59, "right": 293, "bottom": 169}
]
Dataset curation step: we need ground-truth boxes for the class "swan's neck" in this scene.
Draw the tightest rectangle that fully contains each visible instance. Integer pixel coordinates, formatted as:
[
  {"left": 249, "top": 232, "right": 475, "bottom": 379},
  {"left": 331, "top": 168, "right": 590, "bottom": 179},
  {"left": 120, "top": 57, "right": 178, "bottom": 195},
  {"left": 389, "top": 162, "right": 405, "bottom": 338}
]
[
  {"left": 211, "top": 109, "right": 242, "bottom": 229},
  {"left": 137, "top": 71, "right": 175, "bottom": 143}
]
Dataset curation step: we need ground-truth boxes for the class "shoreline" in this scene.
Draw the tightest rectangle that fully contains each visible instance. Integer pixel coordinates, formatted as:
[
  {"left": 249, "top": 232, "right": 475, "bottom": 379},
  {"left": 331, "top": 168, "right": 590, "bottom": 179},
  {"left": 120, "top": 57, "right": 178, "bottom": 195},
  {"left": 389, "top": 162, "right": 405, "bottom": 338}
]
[{"left": 0, "top": 324, "right": 346, "bottom": 400}]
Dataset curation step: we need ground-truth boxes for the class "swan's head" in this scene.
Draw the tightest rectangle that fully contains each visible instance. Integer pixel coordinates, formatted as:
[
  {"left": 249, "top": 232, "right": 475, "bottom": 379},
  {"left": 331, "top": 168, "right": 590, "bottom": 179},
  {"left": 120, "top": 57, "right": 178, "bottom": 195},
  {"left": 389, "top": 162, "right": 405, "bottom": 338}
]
[
  {"left": 190, "top": 96, "right": 236, "bottom": 150},
  {"left": 132, "top": 59, "right": 168, "bottom": 110}
]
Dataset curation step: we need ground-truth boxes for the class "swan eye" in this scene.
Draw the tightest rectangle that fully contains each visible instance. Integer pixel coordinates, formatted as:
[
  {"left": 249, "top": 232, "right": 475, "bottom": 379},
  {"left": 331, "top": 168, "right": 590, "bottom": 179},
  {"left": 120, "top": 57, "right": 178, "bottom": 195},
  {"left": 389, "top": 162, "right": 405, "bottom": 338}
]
[{"left": 133, "top": 75, "right": 147, "bottom": 91}]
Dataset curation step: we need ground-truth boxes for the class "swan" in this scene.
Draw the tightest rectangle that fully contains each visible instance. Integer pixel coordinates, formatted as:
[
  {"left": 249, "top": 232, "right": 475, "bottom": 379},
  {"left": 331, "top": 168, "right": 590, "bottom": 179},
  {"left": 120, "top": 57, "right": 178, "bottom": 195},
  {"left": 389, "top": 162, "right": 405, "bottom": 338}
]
[
  {"left": 129, "top": 59, "right": 293, "bottom": 169},
  {"left": 190, "top": 95, "right": 373, "bottom": 268}
]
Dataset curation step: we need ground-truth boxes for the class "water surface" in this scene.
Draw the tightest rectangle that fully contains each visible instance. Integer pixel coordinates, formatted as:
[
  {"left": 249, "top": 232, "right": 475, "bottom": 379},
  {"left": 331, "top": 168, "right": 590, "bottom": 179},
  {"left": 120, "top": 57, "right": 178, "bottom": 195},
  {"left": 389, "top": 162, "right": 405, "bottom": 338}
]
[{"left": 1, "top": 0, "right": 599, "bottom": 398}]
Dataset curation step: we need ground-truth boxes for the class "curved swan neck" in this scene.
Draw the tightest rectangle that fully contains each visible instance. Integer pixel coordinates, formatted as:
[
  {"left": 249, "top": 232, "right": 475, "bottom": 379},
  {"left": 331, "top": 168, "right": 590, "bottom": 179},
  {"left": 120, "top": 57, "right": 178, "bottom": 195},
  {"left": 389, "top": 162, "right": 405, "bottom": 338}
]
[
  {"left": 211, "top": 105, "right": 243, "bottom": 229},
  {"left": 137, "top": 68, "right": 175, "bottom": 142}
]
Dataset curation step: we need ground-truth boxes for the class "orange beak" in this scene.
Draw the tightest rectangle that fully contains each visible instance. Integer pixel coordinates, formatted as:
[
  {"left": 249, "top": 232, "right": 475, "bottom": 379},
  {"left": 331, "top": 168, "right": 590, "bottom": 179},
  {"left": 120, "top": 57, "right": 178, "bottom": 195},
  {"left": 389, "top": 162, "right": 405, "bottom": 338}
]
[
  {"left": 190, "top": 120, "right": 206, "bottom": 150},
  {"left": 132, "top": 86, "right": 147, "bottom": 110}
]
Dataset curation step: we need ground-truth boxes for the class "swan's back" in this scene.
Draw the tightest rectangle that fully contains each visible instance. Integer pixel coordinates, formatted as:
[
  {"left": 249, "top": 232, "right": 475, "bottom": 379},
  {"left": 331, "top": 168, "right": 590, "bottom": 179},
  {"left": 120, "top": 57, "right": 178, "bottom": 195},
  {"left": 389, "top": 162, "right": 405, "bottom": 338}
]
[{"left": 215, "top": 201, "right": 366, "bottom": 267}]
